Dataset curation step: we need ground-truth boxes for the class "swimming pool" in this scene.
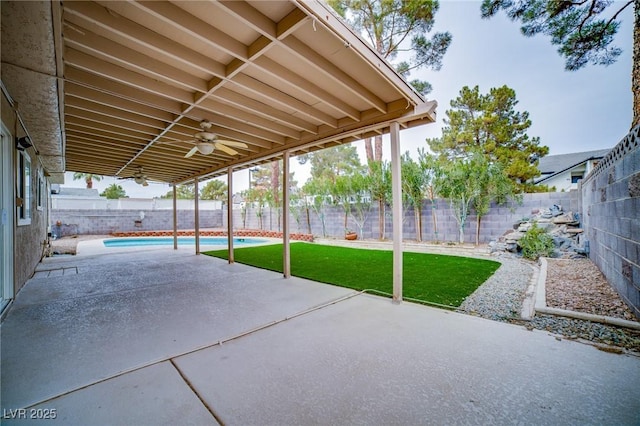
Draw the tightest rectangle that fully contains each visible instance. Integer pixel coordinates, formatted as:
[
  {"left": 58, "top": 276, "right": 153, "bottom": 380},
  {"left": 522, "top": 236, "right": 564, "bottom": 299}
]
[{"left": 103, "top": 237, "right": 267, "bottom": 247}]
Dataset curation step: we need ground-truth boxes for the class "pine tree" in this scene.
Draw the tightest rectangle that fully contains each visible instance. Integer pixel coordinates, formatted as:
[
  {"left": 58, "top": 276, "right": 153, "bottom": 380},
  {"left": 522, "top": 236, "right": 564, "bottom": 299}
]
[{"left": 427, "top": 85, "right": 549, "bottom": 191}]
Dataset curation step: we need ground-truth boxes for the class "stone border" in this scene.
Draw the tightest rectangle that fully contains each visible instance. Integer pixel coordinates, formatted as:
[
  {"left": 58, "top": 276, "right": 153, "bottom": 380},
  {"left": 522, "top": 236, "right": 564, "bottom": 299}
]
[
  {"left": 110, "top": 229, "right": 314, "bottom": 242},
  {"left": 534, "top": 258, "right": 640, "bottom": 330}
]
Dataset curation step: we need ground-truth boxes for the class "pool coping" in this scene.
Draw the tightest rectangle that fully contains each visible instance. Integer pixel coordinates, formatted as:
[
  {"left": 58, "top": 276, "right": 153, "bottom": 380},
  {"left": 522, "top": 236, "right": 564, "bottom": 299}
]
[{"left": 77, "top": 236, "right": 282, "bottom": 256}]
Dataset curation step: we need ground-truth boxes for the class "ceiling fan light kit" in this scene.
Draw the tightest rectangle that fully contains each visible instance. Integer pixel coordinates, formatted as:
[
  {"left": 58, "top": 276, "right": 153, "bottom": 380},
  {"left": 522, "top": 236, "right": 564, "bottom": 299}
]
[
  {"left": 196, "top": 142, "right": 215, "bottom": 155},
  {"left": 173, "top": 120, "right": 248, "bottom": 158}
]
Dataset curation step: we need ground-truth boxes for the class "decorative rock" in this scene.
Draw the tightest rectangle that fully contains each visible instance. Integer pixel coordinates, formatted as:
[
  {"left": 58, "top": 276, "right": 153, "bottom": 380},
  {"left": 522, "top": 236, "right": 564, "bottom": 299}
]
[
  {"left": 493, "top": 203, "right": 587, "bottom": 258},
  {"left": 535, "top": 221, "right": 554, "bottom": 231},
  {"left": 553, "top": 236, "right": 574, "bottom": 250},
  {"left": 506, "top": 231, "right": 525, "bottom": 241},
  {"left": 505, "top": 242, "right": 518, "bottom": 252},
  {"left": 553, "top": 212, "right": 576, "bottom": 224},
  {"left": 540, "top": 209, "right": 553, "bottom": 219}
]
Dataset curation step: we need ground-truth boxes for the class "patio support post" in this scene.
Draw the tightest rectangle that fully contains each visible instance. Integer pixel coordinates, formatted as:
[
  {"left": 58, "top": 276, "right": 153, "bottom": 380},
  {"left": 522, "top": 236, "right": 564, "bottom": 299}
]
[
  {"left": 227, "top": 167, "right": 234, "bottom": 264},
  {"left": 390, "top": 121, "right": 403, "bottom": 303},
  {"left": 283, "top": 151, "right": 291, "bottom": 278},
  {"left": 194, "top": 177, "right": 200, "bottom": 255},
  {"left": 172, "top": 184, "right": 178, "bottom": 250}
]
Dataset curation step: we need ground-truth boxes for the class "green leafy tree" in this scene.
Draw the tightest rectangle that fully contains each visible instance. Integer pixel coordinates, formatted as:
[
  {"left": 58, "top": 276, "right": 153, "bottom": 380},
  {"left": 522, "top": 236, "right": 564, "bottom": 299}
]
[
  {"left": 332, "top": 175, "right": 354, "bottom": 231},
  {"left": 401, "top": 152, "right": 427, "bottom": 242},
  {"left": 427, "top": 85, "right": 549, "bottom": 191},
  {"left": 301, "top": 145, "right": 363, "bottom": 183},
  {"left": 289, "top": 187, "right": 309, "bottom": 233},
  {"left": 73, "top": 172, "right": 101, "bottom": 189},
  {"left": 240, "top": 190, "right": 249, "bottom": 228},
  {"left": 436, "top": 154, "right": 487, "bottom": 244},
  {"left": 249, "top": 161, "right": 297, "bottom": 231},
  {"left": 329, "top": 0, "right": 452, "bottom": 161},
  {"left": 246, "top": 186, "right": 268, "bottom": 229},
  {"left": 480, "top": 0, "right": 638, "bottom": 127},
  {"left": 302, "top": 178, "right": 332, "bottom": 237},
  {"left": 469, "top": 158, "right": 521, "bottom": 245},
  {"left": 100, "top": 183, "right": 127, "bottom": 199},
  {"left": 417, "top": 149, "right": 441, "bottom": 241},
  {"left": 368, "top": 160, "right": 392, "bottom": 239},
  {"left": 161, "top": 184, "right": 195, "bottom": 199},
  {"left": 200, "top": 179, "right": 227, "bottom": 201},
  {"left": 300, "top": 145, "right": 363, "bottom": 235},
  {"left": 347, "top": 172, "right": 373, "bottom": 238},
  {"left": 248, "top": 164, "right": 274, "bottom": 230}
]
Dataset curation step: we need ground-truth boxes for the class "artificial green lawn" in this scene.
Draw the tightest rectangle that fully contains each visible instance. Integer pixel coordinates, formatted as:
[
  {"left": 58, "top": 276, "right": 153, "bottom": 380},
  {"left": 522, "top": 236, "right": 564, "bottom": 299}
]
[{"left": 203, "top": 243, "right": 500, "bottom": 307}]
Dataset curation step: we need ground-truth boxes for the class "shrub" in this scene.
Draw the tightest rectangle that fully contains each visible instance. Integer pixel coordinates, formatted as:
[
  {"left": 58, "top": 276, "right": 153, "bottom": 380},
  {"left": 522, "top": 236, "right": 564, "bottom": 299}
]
[{"left": 519, "top": 223, "right": 554, "bottom": 260}]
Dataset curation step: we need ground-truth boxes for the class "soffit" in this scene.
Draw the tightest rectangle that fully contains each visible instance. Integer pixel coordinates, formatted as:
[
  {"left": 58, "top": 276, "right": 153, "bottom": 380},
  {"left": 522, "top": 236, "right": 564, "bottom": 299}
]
[
  {"left": 0, "top": 1, "right": 65, "bottom": 182},
  {"left": 13, "top": 1, "right": 438, "bottom": 185}
]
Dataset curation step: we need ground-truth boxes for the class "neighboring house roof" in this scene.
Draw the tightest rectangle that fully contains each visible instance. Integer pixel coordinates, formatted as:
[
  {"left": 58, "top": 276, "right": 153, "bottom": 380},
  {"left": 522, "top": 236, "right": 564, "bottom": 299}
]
[{"left": 535, "top": 148, "right": 611, "bottom": 184}]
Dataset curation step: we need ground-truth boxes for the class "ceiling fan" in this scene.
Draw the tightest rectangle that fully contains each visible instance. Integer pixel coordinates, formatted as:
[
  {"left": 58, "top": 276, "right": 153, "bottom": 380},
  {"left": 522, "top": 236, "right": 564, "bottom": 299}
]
[
  {"left": 164, "top": 120, "right": 248, "bottom": 158},
  {"left": 119, "top": 167, "right": 148, "bottom": 186}
]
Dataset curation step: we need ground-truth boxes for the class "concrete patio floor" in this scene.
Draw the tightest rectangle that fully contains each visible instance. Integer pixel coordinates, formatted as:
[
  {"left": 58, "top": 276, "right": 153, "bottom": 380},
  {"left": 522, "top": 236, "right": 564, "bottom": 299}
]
[{"left": 1, "top": 245, "right": 639, "bottom": 425}]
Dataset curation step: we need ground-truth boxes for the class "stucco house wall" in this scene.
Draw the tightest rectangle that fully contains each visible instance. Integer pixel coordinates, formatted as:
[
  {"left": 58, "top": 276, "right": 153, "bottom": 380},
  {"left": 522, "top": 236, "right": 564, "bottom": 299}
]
[{"left": 1, "top": 90, "right": 51, "bottom": 303}]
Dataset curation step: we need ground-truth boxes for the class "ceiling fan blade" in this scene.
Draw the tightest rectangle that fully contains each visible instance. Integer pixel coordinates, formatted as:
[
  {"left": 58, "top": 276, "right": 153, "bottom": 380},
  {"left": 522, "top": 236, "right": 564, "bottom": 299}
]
[
  {"left": 185, "top": 146, "right": 199, "bottom": 158},
  {"left": 217, "top": 139, "right": 248, "bottom": 148},
  {"left": 215, "top": 142, "right": 238, "bottom": 156},
  {"left": 142, "top": 180, "right": 149, "bottom": 187}
]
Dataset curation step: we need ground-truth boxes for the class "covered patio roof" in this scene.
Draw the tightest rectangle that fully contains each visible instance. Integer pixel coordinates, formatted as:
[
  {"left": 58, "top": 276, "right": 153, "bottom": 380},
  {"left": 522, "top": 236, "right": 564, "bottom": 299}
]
[{"left": 1, "top": 0, "right": 436, "bottom": 185}]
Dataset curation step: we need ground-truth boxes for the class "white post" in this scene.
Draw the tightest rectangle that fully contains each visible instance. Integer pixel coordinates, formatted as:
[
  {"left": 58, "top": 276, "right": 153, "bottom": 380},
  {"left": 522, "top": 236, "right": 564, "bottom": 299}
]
[
  {"left": 172, "top": 184, "right": 178, "bottom": 250},
  {"left": 194, "top": 177, "right": 200, "bottom": 255},
  {"left": 227, "top": 168, "right": 234, "bottom": 264},
  {"left": 390, "top": 121, "right": 403, "bottom": 303},
  {"left": 282, "top": 151, "right": 291, "bottom": 278}
]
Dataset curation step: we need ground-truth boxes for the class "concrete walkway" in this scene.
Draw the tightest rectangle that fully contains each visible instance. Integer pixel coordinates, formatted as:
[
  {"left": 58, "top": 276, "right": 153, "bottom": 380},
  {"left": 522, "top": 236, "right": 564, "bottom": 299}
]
[{"left": 1, "top": 246, "right": 639, "bottom": 425}]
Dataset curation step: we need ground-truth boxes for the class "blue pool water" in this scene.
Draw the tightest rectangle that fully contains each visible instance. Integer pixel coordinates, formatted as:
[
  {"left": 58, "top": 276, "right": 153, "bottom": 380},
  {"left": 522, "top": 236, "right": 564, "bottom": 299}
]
[{"left": 103, "top": 237, "right": 266, "bottom": 247}]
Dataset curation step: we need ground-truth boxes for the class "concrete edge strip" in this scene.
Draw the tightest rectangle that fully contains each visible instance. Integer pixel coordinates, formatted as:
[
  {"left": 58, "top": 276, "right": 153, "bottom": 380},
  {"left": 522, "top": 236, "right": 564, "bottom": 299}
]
[
  {"left": 520, "top": 262, "right": 539, "bottom": 320},
  {"left": 4, "top": 290, "right": 366, "bottom": 415},
  {"left": 534, "top": 258, "right": 640, "bottom": 331}
]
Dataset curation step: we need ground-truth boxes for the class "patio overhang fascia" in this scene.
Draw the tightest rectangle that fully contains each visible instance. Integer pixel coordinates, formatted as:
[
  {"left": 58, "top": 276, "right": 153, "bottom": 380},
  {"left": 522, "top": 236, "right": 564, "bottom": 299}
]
[{"left": 295, "top": 0, "right": 427, "bottom": 106}]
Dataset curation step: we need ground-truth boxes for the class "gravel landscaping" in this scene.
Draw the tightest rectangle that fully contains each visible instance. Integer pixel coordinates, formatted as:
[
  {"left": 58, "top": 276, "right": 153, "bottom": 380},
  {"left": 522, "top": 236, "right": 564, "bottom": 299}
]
[
  {"left": 459, "top": 254, "right": 640, "bottom": 354},
  {"left": 457, "top": 256, "right": 532, "bottom": 321}
]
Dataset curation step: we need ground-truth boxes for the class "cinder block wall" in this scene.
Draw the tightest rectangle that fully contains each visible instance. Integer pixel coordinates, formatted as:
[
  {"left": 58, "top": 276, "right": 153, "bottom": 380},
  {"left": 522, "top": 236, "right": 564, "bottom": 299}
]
[
  {"left": 51, "top": 209, "right": 223, "bottom": 237},
  {"left": 229, "top": 192, "right": 578, "bottom": 243},
  {"left": 581, "top": 127, "right": 640, "bottom": 318},
  {"left": 54, "top": 193, "right": 579, "bottom": 245}
]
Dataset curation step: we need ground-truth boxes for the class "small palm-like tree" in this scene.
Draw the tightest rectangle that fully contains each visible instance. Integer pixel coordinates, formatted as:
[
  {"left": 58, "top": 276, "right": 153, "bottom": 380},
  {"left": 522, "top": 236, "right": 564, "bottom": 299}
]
[
  {"left": 100, "top": 183, "right": 127, "bottom": 199},
  {"left": 73, "top": 172, "right": 102, "bottom": 189}
]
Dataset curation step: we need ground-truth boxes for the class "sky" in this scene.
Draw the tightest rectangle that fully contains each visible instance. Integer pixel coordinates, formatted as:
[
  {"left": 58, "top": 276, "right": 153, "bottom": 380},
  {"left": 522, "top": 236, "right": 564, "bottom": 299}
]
[{"left": 65, "top": 0, "right": 634, "bottom": 198}]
